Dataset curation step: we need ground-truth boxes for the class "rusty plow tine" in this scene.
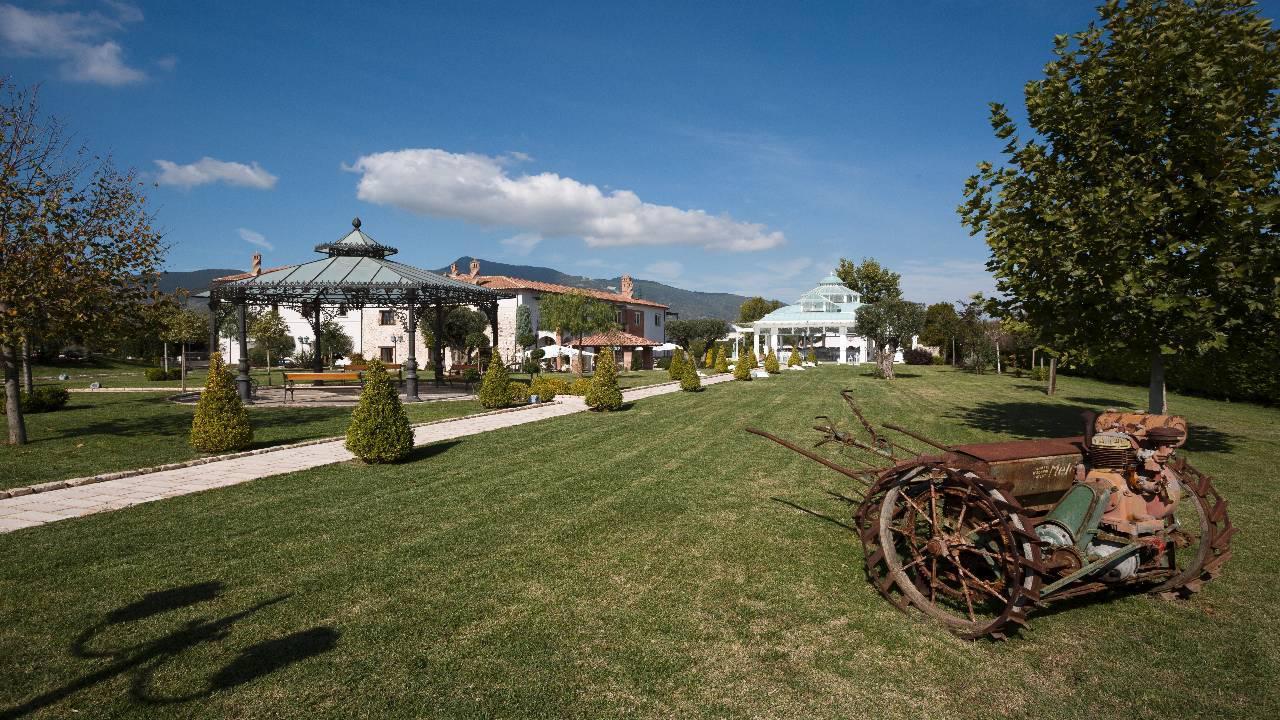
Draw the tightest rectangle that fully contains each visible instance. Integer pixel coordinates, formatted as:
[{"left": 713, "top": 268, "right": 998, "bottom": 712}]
[{"left": 744, "top": 427, "right": 871, "bottom": 483}]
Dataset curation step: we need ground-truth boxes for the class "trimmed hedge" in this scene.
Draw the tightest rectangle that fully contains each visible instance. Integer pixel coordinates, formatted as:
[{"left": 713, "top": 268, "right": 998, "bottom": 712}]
[
  {"left": 530, "top": 375, "right": 564, "bottom": 401},
  {"left": 145, "top": 368, "right": 182, "bottom": 381},
  {"left": 680, "top": 363, "right": 702, "bottom": 391},
  {"left": 787, "top": 351, "right": 800, "bottom": 368},
  {"left": 508, "top": 382, "right": 531, "bottom": 405},
  {"left": 764, "top": 351, "right": 780, "bottom": 374},
  {"left": 585, "top": 350, "right": 623, "bottom": 411},
  {"left": 477, "top": 355, "right": 511, "bottom": 409},
  {"left": 0, "top": 385, "right": 70, "bottom": 414},
  {"left": 714, "top": 347, "right": 729, "bottom": 373},
  {"left": 345, "top": 359, "right": 413, "bottom": 463},
  {"left": 668, "top": 349, "right": 686, "bottom": 381},
  {"left": 904, "top": 347, "right": 934, "bottom": 365},
  {"left": 190, "top": 352, "right": 253, "bottom": 453}
]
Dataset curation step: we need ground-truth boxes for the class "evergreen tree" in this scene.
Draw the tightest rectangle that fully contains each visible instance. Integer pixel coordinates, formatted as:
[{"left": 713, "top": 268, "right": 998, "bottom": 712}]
[
  {"left": 477, "top": 351, "right": 512, "bottom": 408},
  {"left": 806, "top": 349, "right": 817, "bottom": 365},
  {"left": 345, "top": 359, "right": 413, "bottom": 463},
  {"left": 734, "top": 351, "right": 753, "bottom": 381},
  {"left": 189, "top": 352, "right": 253, "bottom": 453},
  {"left": 668, "top": 348, "right": 686, "bottom": 380},
  {"left": 764, "top": 350, "right": 781, "bottom": 374},
  {"left": 680, "top": 361, "right": 702, "bottom": 391},
  {"left": 787, "top": 350, "right": 801, "bottom": 367},
  {"left": 714, "top": 347, "right": 729, "bottom": 373},
  {"left": 585, "top": 349, "right": 623, "bottom": 410}
]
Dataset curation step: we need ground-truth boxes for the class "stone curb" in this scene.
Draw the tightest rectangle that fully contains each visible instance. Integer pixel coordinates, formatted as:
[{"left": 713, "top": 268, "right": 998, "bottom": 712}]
[{"left": 0, "top": 401, "right": 562, "bottom": 500}]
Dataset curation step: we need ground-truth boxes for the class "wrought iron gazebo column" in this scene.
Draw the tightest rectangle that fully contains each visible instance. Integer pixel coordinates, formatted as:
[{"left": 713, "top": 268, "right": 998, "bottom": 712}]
[
  {"left": 207, "top": 292, "right": 219, "bottom": 358},
  {"left": 311, "top": 303, "right": 323, "bottom": 373},
  {"left": 433, "top": 304, "right": 446, "bottom": 387},
  {"left": 404, "top": 291, "right": 420, "bottom": 402},
  {"left": 486, "top": 302, "right": 500, "bottom": 368},
  {"left": 235, "top": 301, "right": 251, "bottom": 402}
]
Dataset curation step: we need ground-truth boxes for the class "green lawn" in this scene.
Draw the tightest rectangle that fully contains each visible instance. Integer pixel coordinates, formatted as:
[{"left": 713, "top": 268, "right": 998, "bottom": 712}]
[
  {"left": 0, "top": 366, "right": 1276, "bottom": 718},
  {"left": 29, "top": 357, "right": 294, "bottom": 389},
  {"left": 0, "top": 394, "right": 483, "bottom": 489},
  {"left": 510, "top": 368, "right": 679, "bottom": 390}
]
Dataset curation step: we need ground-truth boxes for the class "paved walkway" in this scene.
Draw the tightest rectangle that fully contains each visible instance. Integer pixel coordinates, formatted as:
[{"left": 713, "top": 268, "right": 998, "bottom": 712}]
[{"left": 0, "top": 375, "right": 733, "bottom": 533}]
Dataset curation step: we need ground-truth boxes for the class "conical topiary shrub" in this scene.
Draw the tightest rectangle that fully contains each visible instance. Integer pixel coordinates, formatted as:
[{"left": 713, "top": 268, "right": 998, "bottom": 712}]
[
  {"left": 806, "top": 349, "right": 817, "bottom": 365},
  {"left": 680, "top": 361, "right": 702, "bottom": 391},
  {"left": 764, "top": 350, "right": 781, "bottom": 374},
  {"left": 477, "top": 352, "right": 511, "bottom": 409},
  {"left": 714, "top": 347, "right": 729, "bottom": 373},
  {"left": 190, "top": 352, "right": 253, "bottom": 453},
  {"left": 788, "top": 350, "right": 801, "bottom": 367},
  {"left": 585, "top": 348, "right": 624, "bottom": 411},
  {"left": 668, "top": 348, "right": 685, "bottom": 380},
  {"left": 733, "top": 352, "right": 752, "bottom": 381},
  {"left": 345, "top": 359, "right": 414, "bottom": 463}
]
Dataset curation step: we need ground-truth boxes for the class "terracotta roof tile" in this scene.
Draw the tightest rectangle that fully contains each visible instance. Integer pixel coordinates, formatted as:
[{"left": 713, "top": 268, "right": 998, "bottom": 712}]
[
  {"left": 467, "top": 275, "right": 669, "bottom": 309},
  {"left": 573, "top": 330, "right": 661, "bottom": 347},
  {"left": 212, "top": 266, "right": 296, "bottom": 282}
]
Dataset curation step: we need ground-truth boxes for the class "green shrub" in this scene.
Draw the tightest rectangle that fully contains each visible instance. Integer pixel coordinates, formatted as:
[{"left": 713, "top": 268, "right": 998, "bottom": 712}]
[
  {"left": 560, "top": 377, "right": 592, "bottom": 395},
  {"left": 477, "top": 353, "right": 511, "bottom": 409},
  {"left": 345, "top": 359, "right": 413, "bottom": 463},
  {"left": 806, "top": 349, "right": 817, "bottom": 364},
  {"left": 585, "top": 349, "right": 623, "bottom": 411},
  {"left": 189, "top": 352, "right": 253, "bottom": 453},
  {"left": 764, "top": 350, "right": 780, "bottom": 374},
  {"left": 714, "top": 347, "right": 729, "bottom": 373},
  {"left": 530, "top": 375, "right": 563, "bottom": 401},
  {"left": 933, "top": 354, "right": 948, "bottom": 365},
  {"left": 1, "top": 385, "right": 70, "bottom": 414},
  {"left": 349, "top": 352, "right": 365, "bottom": 364},
  {"left": 656, "top": 357, "right": 672, "bottom": 370},
  {"left": 733, "top": 353, "right": 752, "bottom": 381},
  {"left": 904, "top": 347, "right": 934, "bottom": 365},
  {"left": 787, "top": 351, "right": 800, "bottom": 367},
  {"left": 1030, "top": 366, "right": 1050, "bottom": 381},
  {"left": 508, "top": 382, "right": 531, "bottom": 405},
  {"left": 680, "top": 362, "right": 702, "bottom": 391},
  {"left": 668, "top": 349, "right": 686, "bottom": 380},
  {"left": 145, "top": 367, "right": 166, "bottom": 381},
  {"left": 462, "top": 368, "right": 482, "bottom": 384}
]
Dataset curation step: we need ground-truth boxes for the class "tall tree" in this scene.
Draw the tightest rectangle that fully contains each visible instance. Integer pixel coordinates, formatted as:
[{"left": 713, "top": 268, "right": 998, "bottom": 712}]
[
  {"left": 250, "top": 310, "right": 293, "bottom": 384},
  {"left": 960, "top": 0, "right": 1280, "bottom": 413},
  {"left": 919, "top": 302, "right": 961, "bottom": 363},
  {"left": 836, "top": 258, "right": 902, "bottom": 304},
  {"left": 538, "top": 291, "right": 618, "bottom": 373},
  {"left": 161, "top": 306, "right": 208, "bottom": 392},
  {"left": 441, "top": 307, "right": 489, "bottom": 363},
  {"left": 515, "top": 304, "right": 537, "bottom": 350},
  {"left": 854, "top": 299, "right": 924, "bottom": 380},
  {"left": 738, "top": 296, "right": 785, "bottom": 324},
  {"left": 665, "top": 318, "right": 730, "bottom": 361},
  {"left": 316, "top": 320, "right": 354, "bottom": 365},
  {"left": 1, "top": 82, "right": 164, "bottom": 444}
]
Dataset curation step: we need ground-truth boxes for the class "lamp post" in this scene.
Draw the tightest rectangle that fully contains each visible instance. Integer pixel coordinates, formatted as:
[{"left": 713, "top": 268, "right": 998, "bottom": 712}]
[
  {"left": 299, "top": 336, "right": 311, "bottom": 368},
  {"left": 390, "top": 334, "right": 401, "bottom": 364}
]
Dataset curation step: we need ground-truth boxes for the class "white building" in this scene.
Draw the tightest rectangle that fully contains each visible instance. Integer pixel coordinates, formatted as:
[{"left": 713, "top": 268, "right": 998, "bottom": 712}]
[{"left": 749, "top": 273, "right": 873, "bottom": 364}]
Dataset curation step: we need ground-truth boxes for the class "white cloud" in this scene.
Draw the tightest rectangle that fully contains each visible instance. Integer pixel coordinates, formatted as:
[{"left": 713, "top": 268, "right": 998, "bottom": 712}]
[
  {"left": 898, "top": 259, "right": 997, "bottom": 305},
  {"left": 499, "top": 232, "right": 542, "bottom": 256},
  {"left": 347, "top": 148, "right": 785, "bottom": 252},
  {"left": 643, "top": 261, "right": 683, "bottom": 281},
  {"left": 0, "top": 2, "right": 149, "bottom": 85},
  {"left": 155, "top": 157, "right": 278, "bottom": 190},
  {"left": 237, "top": 228, "right": 273, "bottom": 251}
]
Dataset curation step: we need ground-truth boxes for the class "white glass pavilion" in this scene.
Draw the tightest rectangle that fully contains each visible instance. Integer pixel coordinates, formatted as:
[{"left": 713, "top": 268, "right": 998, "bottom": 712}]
[{"left": 749, "top": 274, "right": 870, "bottom": 364}]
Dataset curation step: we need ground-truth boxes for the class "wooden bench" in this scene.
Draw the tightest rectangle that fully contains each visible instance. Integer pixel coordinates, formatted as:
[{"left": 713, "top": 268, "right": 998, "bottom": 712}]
[
  {"left": 442, "top": 364, "right": 479, "bottom": 390},
  {"left": 283, "top": 372, "right": 363, "bottom": 401}
]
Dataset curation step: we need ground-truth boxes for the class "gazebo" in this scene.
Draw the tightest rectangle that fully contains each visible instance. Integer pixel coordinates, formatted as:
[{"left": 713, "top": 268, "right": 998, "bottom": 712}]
[
  {"left": 751, "top": 273, "right": 869, "bottom": 364},
  {"left": 572, "top": 330, "right": 659, "bottom": 371},
  {"left": 209, "top": 218, "right": 508, "bottom": 402}
]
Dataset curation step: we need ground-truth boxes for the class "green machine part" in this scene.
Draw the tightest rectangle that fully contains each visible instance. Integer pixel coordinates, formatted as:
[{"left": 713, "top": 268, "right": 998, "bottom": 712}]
[{"left": 1040, "top": 483, "right": 1110, "bottom": 551}]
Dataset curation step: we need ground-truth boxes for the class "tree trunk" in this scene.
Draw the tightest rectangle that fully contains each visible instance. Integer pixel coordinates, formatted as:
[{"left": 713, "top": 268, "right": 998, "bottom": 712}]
[
  {"left": 21, "top": 335, "right": 33, "bottom": 394},
  {"left": 877, "top": 344, "right": 895, "bottom": 380},
  {"left": 3, "top": 342, "right": 28, "bottom": 445},
  {"left": 180, "top": 344, "right": 187, "bottom": 393},
  {"left": 995, "top": 340, "right": 1002, "bottom": 375},
  {"left": 163, "top": 341, "right": 169, "bottom": 374},
  {"left": 1047, "top": 357, "right": 1057, "bottom": 396},
  {"left": 1148, "top": 349, "right": 1167, "bottom": 414},
  {"left": 951, "top": 336, "right": 957, "bottom": 367}
]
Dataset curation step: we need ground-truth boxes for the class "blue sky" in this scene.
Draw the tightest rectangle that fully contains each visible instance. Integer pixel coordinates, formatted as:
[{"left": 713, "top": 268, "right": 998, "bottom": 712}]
[{"left": 2, "top": 1, "right": 1232, "bottom": 303}]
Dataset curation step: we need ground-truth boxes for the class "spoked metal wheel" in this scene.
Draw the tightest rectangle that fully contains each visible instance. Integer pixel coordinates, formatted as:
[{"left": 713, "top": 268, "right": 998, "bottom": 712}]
[
  {"left": 1150, "top": 459, "right": 1234, "bottom": 597},
  {"left": 857, "top": 463, "right": 1042, "bottom": 640}
]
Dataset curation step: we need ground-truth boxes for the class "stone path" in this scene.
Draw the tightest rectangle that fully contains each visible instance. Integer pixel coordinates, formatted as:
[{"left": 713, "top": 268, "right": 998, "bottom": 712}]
[{"left": 0, "top": 375, "right": 733, "bottom": 533}]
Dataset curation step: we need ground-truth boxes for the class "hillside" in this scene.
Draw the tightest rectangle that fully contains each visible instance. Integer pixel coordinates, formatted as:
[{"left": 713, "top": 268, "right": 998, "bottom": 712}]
[
  {"left": 155, "top": 269, "right": 242, "bottom": 295},
  {"left": 436, "top": 257, "right": 761, "bottom": 320}
]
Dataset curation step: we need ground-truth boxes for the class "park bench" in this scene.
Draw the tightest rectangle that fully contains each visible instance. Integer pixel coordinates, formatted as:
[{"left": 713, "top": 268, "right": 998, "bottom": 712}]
[
  {"left": 443, "top": 364, "right": 479, "bottom": 390},
  {"left": 282, "top": 372, "right": 363, "bottom": 402}
]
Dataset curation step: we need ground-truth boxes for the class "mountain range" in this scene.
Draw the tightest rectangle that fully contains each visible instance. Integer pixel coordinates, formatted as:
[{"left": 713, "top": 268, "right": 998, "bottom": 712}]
[{"left": 156, "top": 259, "right": 765, "bottom": 321}]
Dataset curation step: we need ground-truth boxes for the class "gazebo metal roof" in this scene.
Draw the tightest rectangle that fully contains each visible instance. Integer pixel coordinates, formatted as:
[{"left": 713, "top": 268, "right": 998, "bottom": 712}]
[{"left": 210, "top": 218, "right": 507, "bottom": 307}]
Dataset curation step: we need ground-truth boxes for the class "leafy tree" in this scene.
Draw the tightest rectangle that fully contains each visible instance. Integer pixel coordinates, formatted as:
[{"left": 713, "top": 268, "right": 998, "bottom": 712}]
[
  {"left": 250, "top": 310, "right": 292, "bottom": 384},
  {"left": 1, "top": 81, "right": 164, "bottom": 444},
  {"left": 679, "top": 361, "right": 702, "bottom": 391},
  {"left": 538, "top": 291, "right": 617, "bottom": 374},
  {"left": 836, "top": 258, "right": 902, "bottom": 303},
  {"left": 666, "top": 318, "right": 730, "bottom": 360},
  {"left": 585, "top": 349, "right": 623, "bottom": 410},
  {"left": 515, "top": 304, "right": 537, "bottom": 350},
  {"left": 920, "top": 302, "right": 961, "bottom": 364},
  {"left": 477, "top": 351, "right": 512, "bottom": 409},
  {"left": 316, "top": 320, "right": 354, "bottom": 365},
  {"left": 161, "top": 306, "right": 208, "bottom": 392},
  {"left": 855, "top": 300, "right": 925, "bottom": 380},
  {"left": 738, "top": 297, "right": 785, "bottom": 324},
  {"left": 189, "top": 352, "right": 253, "bottom": 453},
  {"left": 956, "top": 294, "right": 999, "bottom": 373},
  {"left": 959, "top": 0, "right": 1280, "bottom": 413},
  {"left": 345, "top": 359, "right": 413, "bottom": 462},
  {"left": 714, "top": 347, "right": 729, "bottom": 373},
  {"left": 439, "top": 307, "right": 490, "bottom": 363},
  {"left": 764, "top": 350, "right": 781, "bottom": 374}
]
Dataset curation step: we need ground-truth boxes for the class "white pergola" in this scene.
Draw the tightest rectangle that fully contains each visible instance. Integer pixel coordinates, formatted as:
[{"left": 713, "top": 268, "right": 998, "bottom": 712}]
[{"left": 749, "top": 274, "right": 870, "bottom": 364}]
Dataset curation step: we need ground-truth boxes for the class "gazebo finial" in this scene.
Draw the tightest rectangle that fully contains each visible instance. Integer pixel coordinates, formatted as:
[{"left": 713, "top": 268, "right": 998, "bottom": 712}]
[{"left": 352, "top": 216, "right": 362, "bottom": 229}]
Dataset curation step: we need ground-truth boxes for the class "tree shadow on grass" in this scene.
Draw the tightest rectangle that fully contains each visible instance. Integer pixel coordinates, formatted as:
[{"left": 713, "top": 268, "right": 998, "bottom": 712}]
[
  {"left": 1, "top": 581, "right": 338, "bottom": 718},
  {"left": 400, "top": 440, "right": 461, "bottom": 463},
  {"left": 1064, "top": 396, "right": 1138, "bottom": 409},
  {"left": 947, "top": 401, "right": 1237, "bottom": 453}
]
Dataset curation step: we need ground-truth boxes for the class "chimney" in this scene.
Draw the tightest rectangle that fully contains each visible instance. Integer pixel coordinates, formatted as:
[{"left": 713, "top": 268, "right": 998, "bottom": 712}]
[
  {"left": 449, "top": 262, "right": 459, "bottom": 277},
  {"left": 252, "top": 253, "right": 262, "bottom": 276},
  {"left": 620, "top": 274, "right": 634, "bottom": 299},
  {"left": 469, "top": 258, "right": 480, "bottom": 279}
]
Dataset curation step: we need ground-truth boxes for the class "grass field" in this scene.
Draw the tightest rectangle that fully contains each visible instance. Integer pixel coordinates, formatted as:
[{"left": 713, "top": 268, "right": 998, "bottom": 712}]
[
  {"left": 0, "top": 365, "right": 1275, "bottom": 718},
  {"left": 0, "top": 394, "right": 483, "bottom": 490}
]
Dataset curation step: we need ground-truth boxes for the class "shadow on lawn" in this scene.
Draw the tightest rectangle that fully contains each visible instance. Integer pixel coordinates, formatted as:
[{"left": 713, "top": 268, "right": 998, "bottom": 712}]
[
  {"left": 0, "top": 581, "right": 338, "bottom": 718},
  {"left": 948, "top": 401, "right": 1237, "bottom": 453},
  {"left": 46, "top": 402, "right": 353, "bottom": 449}
]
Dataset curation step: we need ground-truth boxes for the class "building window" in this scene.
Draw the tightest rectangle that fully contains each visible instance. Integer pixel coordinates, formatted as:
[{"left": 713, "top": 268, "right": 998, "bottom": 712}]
[
  {"left": 655, "top": 313, "right": 662, "bottom": 327},
  {"left": 633, "top": 310, "right": 643, "bottom": 326},
  {"left": 379, "top": 310, "right": 395, "bottom": 326},
  {"left": 616, "top": 310, "right": 624, "bottom": 325},
  {"left": 379, "top": 346, "right": 394, "bottom": 363}
]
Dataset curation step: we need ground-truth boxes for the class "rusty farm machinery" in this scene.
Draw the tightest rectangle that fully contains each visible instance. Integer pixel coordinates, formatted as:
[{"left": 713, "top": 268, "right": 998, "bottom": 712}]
[{"left": 747, "top": 390, "right": 1234, "bottom": 640}]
